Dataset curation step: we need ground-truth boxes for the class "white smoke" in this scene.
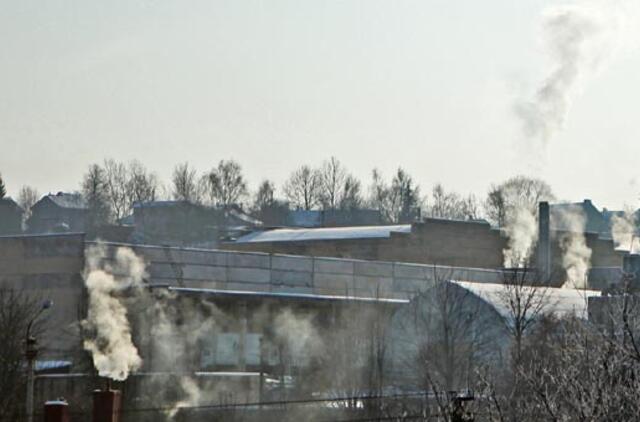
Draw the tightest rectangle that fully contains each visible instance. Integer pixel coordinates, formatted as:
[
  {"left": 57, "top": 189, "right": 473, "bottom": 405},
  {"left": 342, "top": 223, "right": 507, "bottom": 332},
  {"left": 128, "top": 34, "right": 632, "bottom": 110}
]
[
  {"left": 554, "top": 206, "right": 592, "bottom": 288},
  {"left": 611, "top": 210, "right": 640, "bottom": 252},
  {"left": 515, "top": 1, "right": 622, "bottom": 145},
  {"left": 168, "top": 377, "right": 201, "bottom": 419},
  {"left": 503, "top": 206, "right": 538, "bottom": 268},
  {"left": 273, "top": 309, "right": 322, "bottom": 368},
  {"left": 82, "top": 244, "right": 145, "bottom": 381}
]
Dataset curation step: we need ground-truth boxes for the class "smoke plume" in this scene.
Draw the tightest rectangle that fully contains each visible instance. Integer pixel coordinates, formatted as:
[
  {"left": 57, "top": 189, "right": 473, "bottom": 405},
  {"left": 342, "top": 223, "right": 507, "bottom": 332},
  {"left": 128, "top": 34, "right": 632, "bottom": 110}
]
[
  {"left": 554, "top": 206, "right": 592, "bottom": 288},
  {"left": 274, "top": 309, "right": 323, "bottom": 364},
  {"left": 503, "top": 206, "right": 538, "bottom": 268},
  {"left": 611, "top": 210, "right": 640, "bottom": 252},
  {"left": 82, "top": 244, "right": 145, "bottom": 381},
  {"left": 514, "top": 2, "right": 620, "bottom": 145}
]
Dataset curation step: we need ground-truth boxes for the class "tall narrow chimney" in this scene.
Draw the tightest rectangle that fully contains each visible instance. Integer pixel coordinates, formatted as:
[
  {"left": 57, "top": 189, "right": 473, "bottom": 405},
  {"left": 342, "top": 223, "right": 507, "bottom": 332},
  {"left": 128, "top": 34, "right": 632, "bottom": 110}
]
[
  {"left": 92, "top": 386, "right": 121, "bottom": 422},
  {"left": 537, "top": 201, "right": 551, "bottom": 281}
]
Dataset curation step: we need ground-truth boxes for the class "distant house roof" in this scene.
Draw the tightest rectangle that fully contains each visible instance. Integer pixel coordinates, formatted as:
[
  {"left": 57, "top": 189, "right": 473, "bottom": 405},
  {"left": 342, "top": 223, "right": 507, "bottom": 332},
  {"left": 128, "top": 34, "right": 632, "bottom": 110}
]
[
  {"left": 289, "top": 210, "right": 322, "bottom": 227},
  {"left": 133, "top": 200, "right": 195, "bottom": 209},
  {"left": 550, "top": 199, "right": 605, "bottom": 234},
  {"left": 0, "top": 197, "right": 22, "bottom": 212},
  {"left": 45, "top": 192, "right": 86, "bottom": 209},
  {"left": 234, "top": 224, "right": 411, "bottom": 243},
  {"left": 288, "top": 208, "right": 383, "bottom": 228}
]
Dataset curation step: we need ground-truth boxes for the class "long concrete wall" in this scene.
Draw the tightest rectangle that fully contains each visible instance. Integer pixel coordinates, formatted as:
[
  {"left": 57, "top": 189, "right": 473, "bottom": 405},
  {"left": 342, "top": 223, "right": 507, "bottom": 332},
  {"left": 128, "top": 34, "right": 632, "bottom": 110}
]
[{"left": 99, "top": 242, "right": 511, "bottom": 300}]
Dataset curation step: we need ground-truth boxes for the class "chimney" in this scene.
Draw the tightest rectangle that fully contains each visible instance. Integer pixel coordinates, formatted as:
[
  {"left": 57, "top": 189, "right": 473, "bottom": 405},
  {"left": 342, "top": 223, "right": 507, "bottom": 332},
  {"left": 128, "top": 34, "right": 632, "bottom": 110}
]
[
  {"left": 44, "top": 400, "right": 70, "bottom": 422},
  {"left": 92, "top": 382, "right": 122, "bottom": 422},
  {"left": 537, "top": 201, "right": 551, "bottom": 281}
]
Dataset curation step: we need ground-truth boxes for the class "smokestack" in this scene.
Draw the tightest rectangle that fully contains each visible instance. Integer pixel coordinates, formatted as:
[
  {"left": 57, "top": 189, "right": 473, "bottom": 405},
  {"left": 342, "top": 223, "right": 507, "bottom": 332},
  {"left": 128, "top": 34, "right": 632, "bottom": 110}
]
[
  {"left": 92, "top": 383, "right": 122, "bottom": 422},
  {"left": 537, "top": 201, "right": 551, "bottom": 281},
  {"left": 44, "top": 400, "right": 70, "bottom": 422}
]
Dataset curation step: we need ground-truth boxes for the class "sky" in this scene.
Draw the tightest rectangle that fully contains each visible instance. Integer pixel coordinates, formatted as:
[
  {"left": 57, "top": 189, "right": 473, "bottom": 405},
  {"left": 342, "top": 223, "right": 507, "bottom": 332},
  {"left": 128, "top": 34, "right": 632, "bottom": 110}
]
[{"left": 1, "top": 0, "right": 639, "bottom": 210}]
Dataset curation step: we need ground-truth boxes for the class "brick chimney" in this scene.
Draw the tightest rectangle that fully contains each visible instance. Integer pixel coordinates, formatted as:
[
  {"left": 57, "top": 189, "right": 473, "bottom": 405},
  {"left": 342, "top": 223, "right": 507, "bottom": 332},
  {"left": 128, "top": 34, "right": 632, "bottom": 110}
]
[
  {"left": 44, "top": 400, "right": 70, "bottom": 422},
  {"left": 537, "top": 201, "right": 551, "bottom": 281},
  {"left": 92, "top": 386, "right": 121, "bottom": 422}
]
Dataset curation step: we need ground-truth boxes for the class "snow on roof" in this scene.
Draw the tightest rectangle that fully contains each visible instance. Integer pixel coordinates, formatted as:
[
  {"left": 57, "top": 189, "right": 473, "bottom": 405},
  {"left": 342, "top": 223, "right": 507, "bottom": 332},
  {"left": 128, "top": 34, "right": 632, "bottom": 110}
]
[
  {"left": 164, "top": 286, "right": 410, "bottom": 305},
  {"left": 452, "top": 280, "right": 600, "bottom": 319},
  {"left": 233, "top": 225, "right": 412, "bottom": 243}
]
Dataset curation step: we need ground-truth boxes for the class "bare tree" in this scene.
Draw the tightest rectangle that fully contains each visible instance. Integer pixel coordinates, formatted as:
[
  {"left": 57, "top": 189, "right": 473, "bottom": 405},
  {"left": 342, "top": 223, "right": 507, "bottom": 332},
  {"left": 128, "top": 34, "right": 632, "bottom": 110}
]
[
  {"left": 428, "top": 184, "right": 480, "bottom": 220},
  {"left": 252, "top": 180, "right": 275, "bottom": 211},
  {"left": 203, "top": 160, "right": 248, "bottom": 207},
  {"left": 128, "top": 162, "right": 154, "bottom": 203},
  {"left": 318, "top": 157, "right": 347, "bottom": 209},
  {"left": 103, "top": 158, "right": 131, "bottom": 222},
  {"left": 339, "top": 174, "right": 364, "bottom": 210},
  {"left": 283, "top": 165, "right": 321, "bottom": 210},
  {"left": 171, "top": 162, "right": 202, "bottom": 203},
  {"left": 126, "top": 160, "right": 159, "bottom": 205},
  {"left": 0, "top": 289, "right": 46, "bottom": 420},
  {"left": 485, "top": 175, "right": 554, "bottom": 227},
  {"left": 497, "top": 268, "right": 551, "bottom": 365},
  {"left": 368, "top": 168, "right": 422, "bottom": 223},
  {"left": 17, "top": 186, "right": 40, "bottom": 223},
  {"left": 82, "top": 164, "right": 112, "bottom": 231}
]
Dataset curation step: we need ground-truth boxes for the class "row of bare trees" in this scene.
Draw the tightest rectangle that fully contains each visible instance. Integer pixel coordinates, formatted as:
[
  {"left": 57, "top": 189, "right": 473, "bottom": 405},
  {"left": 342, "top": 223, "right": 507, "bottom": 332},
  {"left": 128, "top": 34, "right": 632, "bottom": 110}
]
[{"left": 4, "top": 158, "right": 555, "bottom": 231}]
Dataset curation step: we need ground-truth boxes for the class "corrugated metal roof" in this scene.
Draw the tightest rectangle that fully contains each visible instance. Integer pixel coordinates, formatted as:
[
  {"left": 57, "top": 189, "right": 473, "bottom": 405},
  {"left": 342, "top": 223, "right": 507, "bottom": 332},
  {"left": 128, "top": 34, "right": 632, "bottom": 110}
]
[
  {"left": 233, "top": 225, "right": 411, "bottom": 243},
  {"left": 161, "top": 286, "right": 409, "bottom": 305},
  {"left": 452, "top": 280, "right": 599, "bottom": 319}
]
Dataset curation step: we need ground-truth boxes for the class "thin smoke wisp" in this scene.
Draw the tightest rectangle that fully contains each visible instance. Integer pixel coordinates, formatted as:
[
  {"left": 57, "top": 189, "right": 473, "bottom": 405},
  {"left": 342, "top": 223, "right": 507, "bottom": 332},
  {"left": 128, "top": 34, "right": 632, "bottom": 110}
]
[{"left": 514, "top": 2, "right": 620, "bottom": 145}]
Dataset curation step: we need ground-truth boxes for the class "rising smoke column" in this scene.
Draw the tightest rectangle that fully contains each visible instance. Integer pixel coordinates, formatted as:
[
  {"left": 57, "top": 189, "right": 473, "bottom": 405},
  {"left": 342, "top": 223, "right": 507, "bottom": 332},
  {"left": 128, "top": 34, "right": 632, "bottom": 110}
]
[
  {"left": 503, "top": 206, "right": 538, "bottom": 268},
  {"left": 554, "top": 206, "right": 592, "bottom": 289},
  {"left": 611, "top": 210, "right": 640, "bottom": 253},
  {"left": 514, "top": 2, "right": 620, "bottom": 145},
  {"left": 82, "top": 244, "right": 145, "bottom": 381}
]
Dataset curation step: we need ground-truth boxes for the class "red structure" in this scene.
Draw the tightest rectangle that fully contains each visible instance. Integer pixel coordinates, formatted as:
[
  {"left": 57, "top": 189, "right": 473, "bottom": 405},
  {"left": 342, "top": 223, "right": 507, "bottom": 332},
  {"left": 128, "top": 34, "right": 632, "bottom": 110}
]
[
  {"left": 44, "top": 400, "right": 70, "bottom": 422},
  {"left": 92, "top": 388, "right": 122, "bottom": 422}
]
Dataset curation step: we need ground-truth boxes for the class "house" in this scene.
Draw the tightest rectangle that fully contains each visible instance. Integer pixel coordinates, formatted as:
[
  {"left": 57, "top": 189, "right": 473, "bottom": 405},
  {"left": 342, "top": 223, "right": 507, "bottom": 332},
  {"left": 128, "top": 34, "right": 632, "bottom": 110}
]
[
  {"left": 288, "top": 208, "right": 383, "bottom": 228},
  {"left": 0, "top": 197, "right": 23, "bottom": 234},
  {"left": 130, "top": 201, "right": 263, "bottom": 247},
  {"left": 26, "top": 192, "right": 86, "bottom": 233}
]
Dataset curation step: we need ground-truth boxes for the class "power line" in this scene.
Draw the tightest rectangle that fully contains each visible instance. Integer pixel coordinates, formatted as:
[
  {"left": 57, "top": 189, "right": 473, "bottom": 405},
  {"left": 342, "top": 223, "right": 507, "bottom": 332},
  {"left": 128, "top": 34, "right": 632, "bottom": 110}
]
[{"left": 19, "top": 389, "right": 463, "bottom": 419}]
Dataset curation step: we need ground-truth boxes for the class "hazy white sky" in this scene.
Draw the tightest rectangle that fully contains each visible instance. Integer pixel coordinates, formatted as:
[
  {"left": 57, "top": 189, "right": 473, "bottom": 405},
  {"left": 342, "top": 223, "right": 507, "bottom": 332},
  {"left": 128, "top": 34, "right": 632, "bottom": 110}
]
[{"left": 1, "top": 0, "right": 639, "bottom": 209}]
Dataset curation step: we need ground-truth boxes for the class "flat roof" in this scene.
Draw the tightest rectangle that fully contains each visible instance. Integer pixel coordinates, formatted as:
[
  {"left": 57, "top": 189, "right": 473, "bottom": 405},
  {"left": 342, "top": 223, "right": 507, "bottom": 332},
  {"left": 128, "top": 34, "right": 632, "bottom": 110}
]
[
  {"left": 151, "top": 285, "right": 409, "bottom": 305},
  {"left": 233, "top": 224, "right": 411, "bottom": 244}
]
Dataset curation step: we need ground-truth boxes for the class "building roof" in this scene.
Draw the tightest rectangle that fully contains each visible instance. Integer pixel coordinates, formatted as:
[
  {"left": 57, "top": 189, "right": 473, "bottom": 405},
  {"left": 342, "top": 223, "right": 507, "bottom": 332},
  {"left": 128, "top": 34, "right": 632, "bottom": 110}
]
[
  {"left": 0, "top": 197, "right": 22, "bottom": 212},
  {"left": 452, "top": 280, "right": 600, "bottom": 319},
  {"left": 156, "top": 286, "right": 410, "bottom": 305},
  {"left": 45, "top": 192, "right": 86, "bottom": 209},
  {"left": 233, "top": 224, "right": 412, "bottom": 243}
]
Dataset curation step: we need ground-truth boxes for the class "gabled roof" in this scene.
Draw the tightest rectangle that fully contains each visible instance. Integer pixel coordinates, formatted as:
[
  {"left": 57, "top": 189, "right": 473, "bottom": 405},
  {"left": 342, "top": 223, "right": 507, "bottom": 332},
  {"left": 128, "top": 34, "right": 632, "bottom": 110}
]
[
  {"left": 233, "top": 224, "right": 411, "bottom": 243},
  {"left": 45, "top": 192, "right": 86, "bottom": 209},
  {"left": 0, "top": 197, "right": 22, "bottom": 212}
]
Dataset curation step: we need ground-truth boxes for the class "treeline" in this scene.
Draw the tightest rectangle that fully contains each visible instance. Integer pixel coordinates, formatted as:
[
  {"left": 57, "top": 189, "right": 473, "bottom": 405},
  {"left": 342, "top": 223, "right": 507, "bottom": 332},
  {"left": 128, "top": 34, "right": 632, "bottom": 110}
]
[{"left": 0, "top": 159, "right": 555, "bottom": 227}]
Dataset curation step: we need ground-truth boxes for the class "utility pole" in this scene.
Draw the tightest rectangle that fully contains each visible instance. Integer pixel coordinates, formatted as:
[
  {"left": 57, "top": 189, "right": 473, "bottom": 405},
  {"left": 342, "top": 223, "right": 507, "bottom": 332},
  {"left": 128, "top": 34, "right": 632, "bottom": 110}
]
[{"left": 25, "top": 299, "right": 53, "bottom": 422}]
